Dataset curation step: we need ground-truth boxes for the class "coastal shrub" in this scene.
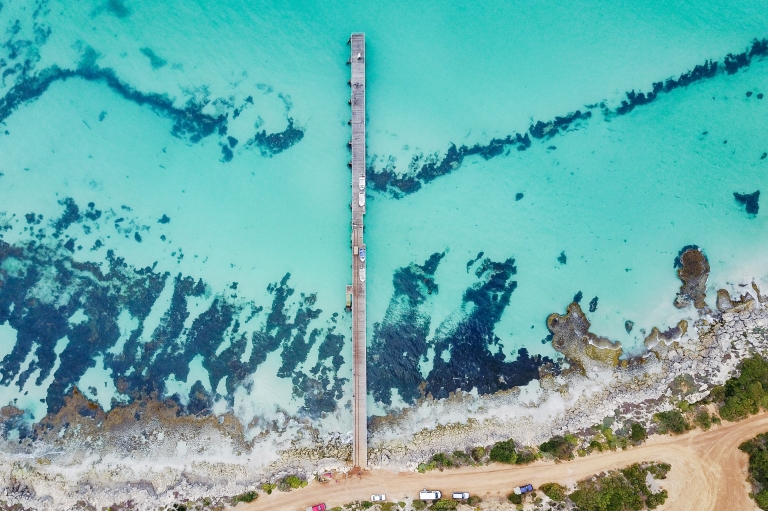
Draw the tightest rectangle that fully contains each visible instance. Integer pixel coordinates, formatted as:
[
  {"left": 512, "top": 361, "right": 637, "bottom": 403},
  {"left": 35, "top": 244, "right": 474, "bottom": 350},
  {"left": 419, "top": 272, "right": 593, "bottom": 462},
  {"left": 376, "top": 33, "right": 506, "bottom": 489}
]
[
  {"left": 431, "top": 452, "right": 453, "bottom": 467},
  {"left": 646, "top": 462, "right": 671, "bottom": 479},
  {"left": 361, "top": 502, "right": 373, "bottom": 509},
  {"left": 694, "top": 408, "right": 712, "bottom": 430},
  {"left": 568, "top": 462, "right": 669, "bottom": 511},
  {"left": 715, "top": 355, "right": 768, "bottom": 421},
  {"left": 430, "top": 499, "right": 457, "bottom": 510},
  {"left": 451, "top": 450, "right": 471, "bottom": 463},
  {"left": 230, "top": 491, "right": 258, "bottom": 504},
  {"left": 471, "top": 446, "right": 486, "bottom": 461},
  {"left": 739, "top": 432, "right": 768, "bottom": 509},
  {"left": 279, "top": 474, "right": 307, "bottom": 491},
  {"left": 515, "top": 448, "right": 536, "bottom": 465},
  {"left": 653, "top": 410, "right": 689, "bottom": 435},
  {"left": 489, "top": 439, "right": 518, "bottom": 464},
  {"left": 261, "top": 483, "right": 276, "bottom": 494},
  {"left": 412, "top": 500, "right": 427, "bottom": 510},
  {"left": 539, "top": 482, "right": 566, "bottom": 502},
  {"left": 467, "top": 495, "right": 482, "bottom": 505},
  {"left": 507, "top": 493, "right": 522, "bottom": 504},
  {"left": 539, "top": 435, "right": 576, "bottom": 460},
  {"left": 630, "top": 423, "right": 647, "bottom": 442},
  {"left": 417, "top": 461, "right": 437, "bottom": 472}
]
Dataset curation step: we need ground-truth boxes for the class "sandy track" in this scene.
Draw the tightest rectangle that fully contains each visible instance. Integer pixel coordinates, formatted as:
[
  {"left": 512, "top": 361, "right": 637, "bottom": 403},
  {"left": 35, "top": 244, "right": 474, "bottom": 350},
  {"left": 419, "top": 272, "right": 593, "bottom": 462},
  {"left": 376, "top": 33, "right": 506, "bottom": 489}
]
[{"left": 245, "top": 413, "right": 768, "bottom": 511}]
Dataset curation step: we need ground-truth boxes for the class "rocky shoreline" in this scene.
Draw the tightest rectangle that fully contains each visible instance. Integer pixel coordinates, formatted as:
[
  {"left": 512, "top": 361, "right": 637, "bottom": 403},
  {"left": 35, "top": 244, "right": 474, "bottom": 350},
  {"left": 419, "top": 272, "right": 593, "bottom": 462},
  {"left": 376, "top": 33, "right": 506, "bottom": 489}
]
[{"left": 3, "top": 249, "right": 768, "bottom": 510}]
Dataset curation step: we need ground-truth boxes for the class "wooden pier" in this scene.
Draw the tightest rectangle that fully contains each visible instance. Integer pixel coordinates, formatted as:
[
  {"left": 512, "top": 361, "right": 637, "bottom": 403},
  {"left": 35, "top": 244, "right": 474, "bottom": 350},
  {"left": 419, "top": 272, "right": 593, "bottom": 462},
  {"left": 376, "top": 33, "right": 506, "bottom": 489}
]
[{"left": 349, "top": 32, "right": 367, "bottom": 471}]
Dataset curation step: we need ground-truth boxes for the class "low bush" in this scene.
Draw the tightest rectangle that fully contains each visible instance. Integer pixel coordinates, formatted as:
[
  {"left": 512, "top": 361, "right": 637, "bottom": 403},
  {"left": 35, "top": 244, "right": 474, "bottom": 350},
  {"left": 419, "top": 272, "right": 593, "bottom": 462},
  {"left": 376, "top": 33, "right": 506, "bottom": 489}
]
[
  {"left": 278, "top": 475, "right": 307, "bottom": 491},
  {"left": 361, "top": 502, "right": 373, "bottom": 509},
  {"left": 568, "top": 462, "right": 669, "bottom": 511},
  {"left": 231, "top": 491, "right": 257, "bottom": 504},
  {"left": 430, "top": 499, "right": 457, "bottom": 510},
  {"left": 471, "top": 446, "right": 486, "bottom": 461},
  {"left": 714, "top": 355, "right": 768, "bottom": 421},
  {"left": 261, "top": 483, "right": 276, "bottom": 494},
  {"left": 739, "top": 431, "right": 768, "bottom": 509},
  {"left": 489, "top": 439, "right": 518, "bottom": 464},
  {"left": 630, "top": 422, "right": 647, "bottom": 442},
  {"left": 539, "top": 435, "right": 577, "bottom": 460},
  {"left": 507, "top": 493, "right": 522, "bottom": 504},
  {"left": 694, "top": 408, "right": 712, "bottom": 430},
  {"left": 539, "top": 482, "right": 566, "bottom": 502},
  {"left": 653, "top": 410, "right": 689, "bottom": 435},
  {"left": 412, "top": 500, "right": 427, "bottom": 510},
  {"left": 466, "top": 495, "right": 482, "bottom": 505},
  {"left": 431, "top": 452, "right": 453, "bottom": 467}
]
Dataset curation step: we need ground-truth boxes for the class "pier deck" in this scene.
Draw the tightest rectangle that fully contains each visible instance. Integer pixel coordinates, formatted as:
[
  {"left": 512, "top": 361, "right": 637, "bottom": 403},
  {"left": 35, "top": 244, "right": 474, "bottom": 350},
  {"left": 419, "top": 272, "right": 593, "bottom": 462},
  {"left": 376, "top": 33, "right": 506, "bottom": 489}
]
[{"left": 349, "top": 32, "right": 367, "bottom": 471}]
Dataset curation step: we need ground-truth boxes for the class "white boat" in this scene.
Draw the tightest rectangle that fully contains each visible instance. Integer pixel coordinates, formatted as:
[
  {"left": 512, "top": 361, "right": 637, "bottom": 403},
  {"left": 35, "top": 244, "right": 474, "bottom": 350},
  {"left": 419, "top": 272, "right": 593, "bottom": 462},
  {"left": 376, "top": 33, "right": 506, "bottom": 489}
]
[
  {"left": 358, "top": 192, "right": 365, "bottom": 207},
  {"left": 359, "top": 248, "right": 366, "bottom": 262},
  {"left": 358, "top": 176, "right": 365, "bottom": 190},
  {"left": 359, "top": 267, "right": 366, "bottom": 282}
]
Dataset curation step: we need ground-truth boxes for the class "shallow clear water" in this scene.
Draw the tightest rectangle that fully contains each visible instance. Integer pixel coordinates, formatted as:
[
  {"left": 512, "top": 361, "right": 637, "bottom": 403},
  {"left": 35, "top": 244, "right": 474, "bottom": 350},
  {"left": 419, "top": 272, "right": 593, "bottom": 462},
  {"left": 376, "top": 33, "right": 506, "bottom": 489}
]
[{"left": 0, "top": 0, "right": 767, "bottom": 430}]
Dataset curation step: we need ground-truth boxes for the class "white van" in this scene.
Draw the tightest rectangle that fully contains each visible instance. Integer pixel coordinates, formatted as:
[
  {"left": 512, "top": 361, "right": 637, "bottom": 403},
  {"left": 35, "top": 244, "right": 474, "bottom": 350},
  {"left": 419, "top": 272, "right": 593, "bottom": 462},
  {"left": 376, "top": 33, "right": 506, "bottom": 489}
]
[
  {"left": 419, "top": 489, "right": 441, "bottom": 500},
  {"left": 452, "top": 492, "right": 469, "bottom": 499}
]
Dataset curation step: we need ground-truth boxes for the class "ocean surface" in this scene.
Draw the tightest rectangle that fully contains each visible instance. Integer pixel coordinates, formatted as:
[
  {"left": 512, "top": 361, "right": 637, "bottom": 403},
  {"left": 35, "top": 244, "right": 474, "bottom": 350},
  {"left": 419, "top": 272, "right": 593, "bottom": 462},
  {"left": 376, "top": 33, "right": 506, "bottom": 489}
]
[{"left": 0, "top": 0, "right": 767, "bottom": 435}]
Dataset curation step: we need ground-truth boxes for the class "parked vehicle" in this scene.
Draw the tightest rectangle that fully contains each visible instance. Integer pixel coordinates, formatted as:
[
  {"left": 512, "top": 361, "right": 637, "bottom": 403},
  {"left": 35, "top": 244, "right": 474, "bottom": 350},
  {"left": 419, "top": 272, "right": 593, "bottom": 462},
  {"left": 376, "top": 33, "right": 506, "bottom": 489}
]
[
  {"left": 305, "top": 504, "right": 326, "bottom": 511},
  {"left": 512, "top": 484, "right": 534, "bottom": 495},
  {"left": 419, "top": 489, "right": 442, "bottom": 500},
  {"left": 371, "top": 494, "right": 386, "bottom": 501},
  {"left": 452, "top": 492, "right": 470, "bottom": 499}
]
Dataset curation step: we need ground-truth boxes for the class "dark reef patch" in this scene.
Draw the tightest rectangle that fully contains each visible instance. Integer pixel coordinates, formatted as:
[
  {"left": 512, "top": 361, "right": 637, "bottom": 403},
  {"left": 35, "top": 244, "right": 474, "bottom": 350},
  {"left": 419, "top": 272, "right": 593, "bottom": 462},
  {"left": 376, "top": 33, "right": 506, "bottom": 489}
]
[
  {"left": 248, "top": 118, "right": 304, "bottom": 157},
  {"left": 367, "top": 253, "right": 445, "bottom": 405},
  {"left": 139, "top": 47, "right": 167, "bottom": 70},
  {"left": 588, "top": 297, "right": 598, "bottom": 313},
  {"left": 734, "top": 191, "right": 760, "bottom": 215},
  {"left": 0, "top": 45, "right": 304, "bottom": 161},
  {"left": 515, "top": 193, "right": 524, "bottom": 201},
  {"left": 557, "top": 251, "right": 567, "bottom": 265},
  {"left": 573, "top": 291, "right": 583, "bottom": 304},
  {"left": 0, "top": 200, "right": 343, "bottom": 422},
  {"left": 369, "top": 253, "right": 551, "bottom": 405},
  {"left": 366, "top": 37, "right": 768, "bottom": 198}
]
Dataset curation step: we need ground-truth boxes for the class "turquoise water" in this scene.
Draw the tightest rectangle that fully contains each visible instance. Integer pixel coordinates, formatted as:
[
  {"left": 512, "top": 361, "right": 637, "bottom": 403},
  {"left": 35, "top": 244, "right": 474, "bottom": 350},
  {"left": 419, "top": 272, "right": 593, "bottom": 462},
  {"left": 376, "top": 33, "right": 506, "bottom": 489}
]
[{"left": 0, "top": 0, "right": 767, "bottom": 431}]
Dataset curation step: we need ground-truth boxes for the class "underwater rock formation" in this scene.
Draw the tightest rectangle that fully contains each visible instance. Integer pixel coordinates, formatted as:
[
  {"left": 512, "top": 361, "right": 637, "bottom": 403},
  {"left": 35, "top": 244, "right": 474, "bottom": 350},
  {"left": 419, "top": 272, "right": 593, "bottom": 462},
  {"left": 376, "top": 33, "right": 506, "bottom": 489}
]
[
  {"left": 547, "top": 302, "right": 622, "bottom": 371},
  {"left": 673, "top": 247, "right": 710, "bottom": 309},
  {"left": 734, "top": 191, "right": 760, "bottom": 215}
]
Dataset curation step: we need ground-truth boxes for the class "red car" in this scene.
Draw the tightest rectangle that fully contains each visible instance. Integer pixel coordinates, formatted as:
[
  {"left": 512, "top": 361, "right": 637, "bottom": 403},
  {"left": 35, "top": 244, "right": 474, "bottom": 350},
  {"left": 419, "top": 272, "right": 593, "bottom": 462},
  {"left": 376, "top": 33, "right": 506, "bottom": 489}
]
[{"left": 305, "top": 504, "right": 326, "bottom": 511}]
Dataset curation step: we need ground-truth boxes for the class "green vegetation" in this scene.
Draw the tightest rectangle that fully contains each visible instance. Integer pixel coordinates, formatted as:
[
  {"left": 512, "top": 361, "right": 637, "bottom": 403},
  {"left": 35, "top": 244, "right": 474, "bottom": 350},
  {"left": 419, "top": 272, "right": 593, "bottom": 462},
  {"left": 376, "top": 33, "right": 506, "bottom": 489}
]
[
  {"left": 412, "top": 500, "right": 427, "bottom": 510},
  {"left": 694, "top": 408, "right": 712, "bottom": 430},
  {"left": 711, "top": 355, "right": 768, "bottom": 421},
  {"left": 489, "top": 439, "right": 518, "bottom": 464},
  {"left": 569, "top": 463, "right": 669, "bottom": 511},
  {"left": 652, "top": 410, "right": 689, "bottom": 435},
  {"left": 740, "top": 431, "right": 768, "bottom": 509},
  {"left": 466, "top": 495, "right": 482, "bottom": 505},
  {"left": 507, "top": 492, "right": 522, "bottom": 504},
  {"left": 230, "top": 491, "right": 258, "bottom": 504},
  {"left": 539, "top": 482, "right": 567, "bottom": 502},
  {"left": 539, "top": 435, "right": 578, "bottom": 460},
  {"left": 261, "top": 482, "right": 276, "bottom": 494},
  {"left": 360, "top": 502, "right": 373, "bottom": 509},
  {"left": 470, "top": 446, "right": 485, "bottom": 461},
  {"left": 278, "top": 474, "right": 307, "bottom": 491},
  {"left": 431, "top": 452, "right": 453, "bottom": 467},
  {"left": 430, "top": 499, "right": 458, "bottom": 510},
  {"left": 630, "top": 423, "right": 647, "bottom": 442}
]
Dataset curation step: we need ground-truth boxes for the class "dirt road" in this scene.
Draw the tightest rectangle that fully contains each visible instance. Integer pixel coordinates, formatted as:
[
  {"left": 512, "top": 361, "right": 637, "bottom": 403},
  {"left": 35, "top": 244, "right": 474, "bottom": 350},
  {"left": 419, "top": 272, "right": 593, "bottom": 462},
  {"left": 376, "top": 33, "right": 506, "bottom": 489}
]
[{"left": 245, "top": 412, "right": 768, "bottom": 511}]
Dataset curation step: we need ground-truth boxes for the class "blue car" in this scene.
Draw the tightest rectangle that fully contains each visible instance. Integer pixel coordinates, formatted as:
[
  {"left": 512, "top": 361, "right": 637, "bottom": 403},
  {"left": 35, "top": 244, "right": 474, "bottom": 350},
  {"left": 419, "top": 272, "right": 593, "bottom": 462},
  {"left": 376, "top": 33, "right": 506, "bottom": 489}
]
[{"left": 512, "top": 484, "right": 533, "bottom": 495}]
